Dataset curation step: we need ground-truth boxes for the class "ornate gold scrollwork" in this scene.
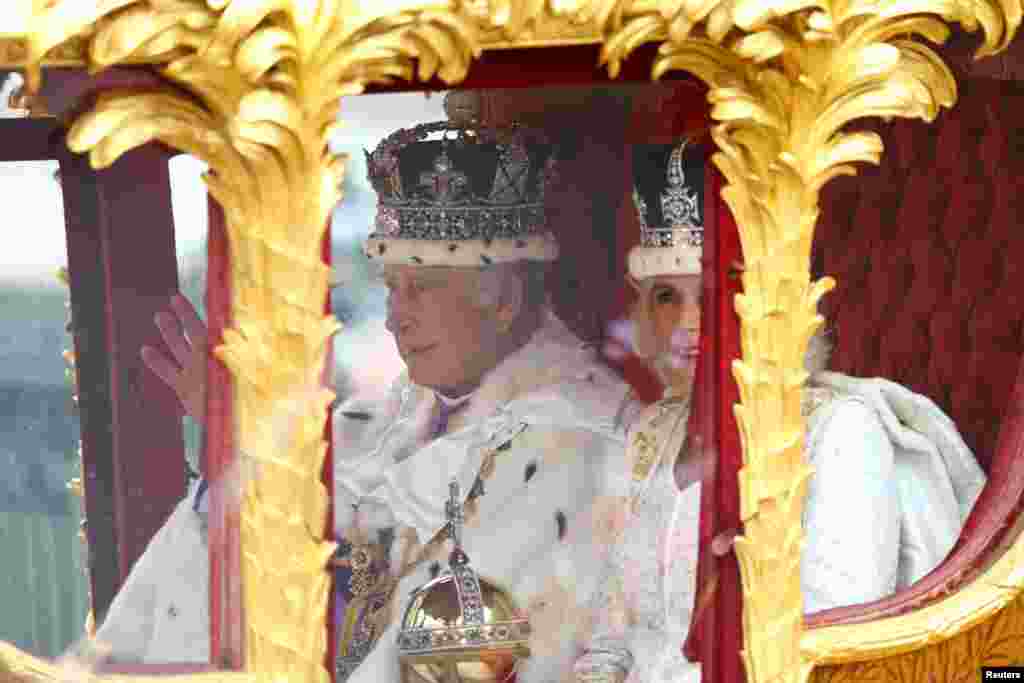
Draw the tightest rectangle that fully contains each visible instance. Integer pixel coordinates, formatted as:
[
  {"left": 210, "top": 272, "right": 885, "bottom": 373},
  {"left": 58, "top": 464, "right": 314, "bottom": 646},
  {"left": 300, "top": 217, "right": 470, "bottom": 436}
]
[
  {"left": 592, "top": 2, "right": 1020, "bottom": 681},
  {"left": 810, "top": 591, "right": 1024, "bottom": 682},
  {"left": 5, "top": 1, "right": 1021, "bottom": 683},
  {"left": 17, "top": 4, "right": 502, "bottom": 683}
]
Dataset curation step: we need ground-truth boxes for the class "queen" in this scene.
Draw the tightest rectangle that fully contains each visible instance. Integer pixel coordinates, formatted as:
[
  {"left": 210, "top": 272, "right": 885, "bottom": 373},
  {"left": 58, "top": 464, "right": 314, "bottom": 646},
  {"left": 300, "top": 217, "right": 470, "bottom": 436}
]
[{"left": 575, "top": 138, "right": 988, "bottom": 683}]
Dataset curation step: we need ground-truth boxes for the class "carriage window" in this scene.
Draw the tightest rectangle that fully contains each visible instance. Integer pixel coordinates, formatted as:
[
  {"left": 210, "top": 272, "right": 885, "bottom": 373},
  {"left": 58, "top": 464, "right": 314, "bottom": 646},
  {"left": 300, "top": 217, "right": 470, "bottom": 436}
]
[
  {"left": 328, "top": 94, "right": 412, "bottom": 397},
  {"left": 0, "top": 159, "right": 89, "bottom": 658},
  {"left": 802, "top": 90, "right": 1020, "bottom": 622},
  {"left": 168, "top": 154, "right": 209, "bottom": 484},
  {"left": 328, "top": 84, "right": 722, "bottom": 683},
  {"left": 325, "top": 81, "right": 1009, "bottom": 680},
  {"left": 27, "top": 145, "right": 216, "bottom": 669},
  {"left": 69, "top": 152, "right": 219, "bottom": 668}
]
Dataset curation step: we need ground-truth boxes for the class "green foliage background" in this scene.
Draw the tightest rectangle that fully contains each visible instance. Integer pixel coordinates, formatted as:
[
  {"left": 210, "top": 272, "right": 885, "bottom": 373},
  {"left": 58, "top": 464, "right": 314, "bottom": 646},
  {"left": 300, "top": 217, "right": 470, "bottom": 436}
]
[{"left": 0, "top": 286, "right": 89, "bottom": 657}]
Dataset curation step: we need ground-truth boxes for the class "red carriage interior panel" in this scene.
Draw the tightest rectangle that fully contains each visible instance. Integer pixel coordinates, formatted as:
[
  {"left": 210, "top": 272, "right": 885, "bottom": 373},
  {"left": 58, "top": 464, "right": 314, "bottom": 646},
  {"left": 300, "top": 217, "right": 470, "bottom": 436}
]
[
  {"left": 815, "top": 78, "right": 1024, "bottom": 474},
  {"left": 476, "top": 86, "right": 633, "bottom": 345},
  {"left": 475, "top": 83, "right": 712, "bottom": 400},
  {"left": 807, "top": 77, "right": 1024, "bottom": 626}
]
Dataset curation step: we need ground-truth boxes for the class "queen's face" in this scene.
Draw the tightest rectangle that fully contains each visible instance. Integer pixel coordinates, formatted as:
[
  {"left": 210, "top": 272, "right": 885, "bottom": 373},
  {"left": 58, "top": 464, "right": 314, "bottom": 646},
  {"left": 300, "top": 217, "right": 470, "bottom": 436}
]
[
  {"left": 383, "top": 265, "right": 503, "bottom": 396},
  {"left": 636, "top": 273, "right": 702, "bottom": 390}
]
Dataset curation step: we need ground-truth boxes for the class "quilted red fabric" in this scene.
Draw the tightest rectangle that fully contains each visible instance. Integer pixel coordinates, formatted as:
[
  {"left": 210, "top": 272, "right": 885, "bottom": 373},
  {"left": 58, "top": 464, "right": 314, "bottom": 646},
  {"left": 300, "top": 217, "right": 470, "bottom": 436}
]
[
  {"left": 814, "top": 78, "right": 1024, "bottom": 473},
  {"left": 807, "top": 77, "right": 1024, "bottom": 626}
]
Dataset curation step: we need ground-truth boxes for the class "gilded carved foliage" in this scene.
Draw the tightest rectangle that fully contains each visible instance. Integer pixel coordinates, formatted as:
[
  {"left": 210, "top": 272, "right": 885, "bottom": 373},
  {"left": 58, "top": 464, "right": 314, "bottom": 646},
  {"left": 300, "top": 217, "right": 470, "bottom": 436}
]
[
  {"left": 0, "top": 642, "right": 251, "bottom": 683},
  {"left": 591, "top": 2, "right": 1020, "bottom": 683},
  {"left": 53, "top": 6, "right": 342, "bottom": 683},
  {"left": 20, "top": 2, "right": 518, "bottom": 682},
  {"left": 810, "top": 593, "right": 1024, "bottom": 682},
  {"left": 14, "top": 2, "right": 1024, "bottom": 683}
]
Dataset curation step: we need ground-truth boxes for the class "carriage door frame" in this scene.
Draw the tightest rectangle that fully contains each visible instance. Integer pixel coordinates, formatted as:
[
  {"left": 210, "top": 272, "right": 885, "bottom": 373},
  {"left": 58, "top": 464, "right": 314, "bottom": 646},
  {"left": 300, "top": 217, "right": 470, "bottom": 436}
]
[{"left": 0, "top": 114, "right": 187, "bottom": 624}]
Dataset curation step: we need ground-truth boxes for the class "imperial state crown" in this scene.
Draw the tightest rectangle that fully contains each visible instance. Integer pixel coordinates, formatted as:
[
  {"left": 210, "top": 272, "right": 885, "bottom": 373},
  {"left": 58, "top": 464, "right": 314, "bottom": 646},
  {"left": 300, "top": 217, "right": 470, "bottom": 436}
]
[{"left": 363, "top": 93, "right": 559, "bottom": 269}]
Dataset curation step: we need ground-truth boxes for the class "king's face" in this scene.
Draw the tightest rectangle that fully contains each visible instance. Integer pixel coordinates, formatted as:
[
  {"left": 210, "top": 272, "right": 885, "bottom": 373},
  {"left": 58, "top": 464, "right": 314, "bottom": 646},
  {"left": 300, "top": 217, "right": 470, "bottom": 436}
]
[{"left": 382, "top": 265, "right": 504, "bottom": 395}]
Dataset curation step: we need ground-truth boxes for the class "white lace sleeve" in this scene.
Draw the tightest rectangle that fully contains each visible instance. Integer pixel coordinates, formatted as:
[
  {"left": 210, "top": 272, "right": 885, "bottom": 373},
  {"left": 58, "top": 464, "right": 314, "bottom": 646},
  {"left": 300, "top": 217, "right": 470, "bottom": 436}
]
[
  {"left": 625, "top": 464, "right": 701, "bottom": 683},
  {"left": 576, "top": 461, "right": 701, "bottom": 683},
  {"left": 802, "top": 397, "right": 901, "bottom": 613},
  {"left": 574, "top": 541, "right": 634, "bottom": 682}
]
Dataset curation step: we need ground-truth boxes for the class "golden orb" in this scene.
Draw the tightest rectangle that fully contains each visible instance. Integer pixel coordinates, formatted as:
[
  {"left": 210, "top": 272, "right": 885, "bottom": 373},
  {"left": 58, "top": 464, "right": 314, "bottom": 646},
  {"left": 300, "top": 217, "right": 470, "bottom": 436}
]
[{"left": 397, "top": 482, "right": 531, "bottom": 683}]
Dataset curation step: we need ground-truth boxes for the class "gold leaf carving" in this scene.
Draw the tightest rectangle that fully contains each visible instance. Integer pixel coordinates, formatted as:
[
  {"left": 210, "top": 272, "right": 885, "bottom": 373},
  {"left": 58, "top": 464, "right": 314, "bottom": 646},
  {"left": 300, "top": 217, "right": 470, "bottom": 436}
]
[
  {"left": 593, "top": 2, "right": 1021, "bottom": 683},
  {"left": 811, "top": 592, "right": 1024, "bottom": 682},
  {"left": 0, "top": 641, "right": 252, "bottom": 683},
  {"left": 10, "top": 3, "right": 1024, "bottom": 683},
  {"left": 20, "top": 1, "right": 530, "bottom": 680}
]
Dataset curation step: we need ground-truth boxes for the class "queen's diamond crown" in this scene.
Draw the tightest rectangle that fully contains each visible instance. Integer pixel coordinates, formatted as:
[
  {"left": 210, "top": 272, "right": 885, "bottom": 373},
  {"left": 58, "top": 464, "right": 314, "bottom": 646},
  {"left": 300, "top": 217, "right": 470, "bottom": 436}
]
[{"left": 632, "top": 139, "right": 704, "bottom": 250}]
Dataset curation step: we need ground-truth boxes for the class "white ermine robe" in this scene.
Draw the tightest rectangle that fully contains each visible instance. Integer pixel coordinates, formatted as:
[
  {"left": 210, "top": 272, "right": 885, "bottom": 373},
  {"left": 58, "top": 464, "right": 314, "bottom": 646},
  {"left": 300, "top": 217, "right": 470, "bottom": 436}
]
[
  {"left": 577, "top": 347, "right": 986, "bottom": 682},
  {"left": 333, "top": 310, "right": 631, "bottom": 683}
]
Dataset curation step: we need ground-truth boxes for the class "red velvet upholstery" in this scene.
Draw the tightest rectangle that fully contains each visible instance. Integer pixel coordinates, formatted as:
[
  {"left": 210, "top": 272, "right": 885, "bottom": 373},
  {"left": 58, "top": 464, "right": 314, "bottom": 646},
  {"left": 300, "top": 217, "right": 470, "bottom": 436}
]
[
  {"left": 806, "top": 76, "right": 1024, "bottom": 626},
  {"left": 814, "top": 78, "right": 1024, "bottom": 473},
  {"left": 475, "top": 83, "right": 710, "bottom": 354}
]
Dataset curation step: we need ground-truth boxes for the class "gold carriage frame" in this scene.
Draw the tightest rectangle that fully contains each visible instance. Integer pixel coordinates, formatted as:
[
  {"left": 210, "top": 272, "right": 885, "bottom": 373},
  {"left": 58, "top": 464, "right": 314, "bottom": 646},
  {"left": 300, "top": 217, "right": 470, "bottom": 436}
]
[{"left": 1, "top": 1, "right": 1022, "bottom": 682}]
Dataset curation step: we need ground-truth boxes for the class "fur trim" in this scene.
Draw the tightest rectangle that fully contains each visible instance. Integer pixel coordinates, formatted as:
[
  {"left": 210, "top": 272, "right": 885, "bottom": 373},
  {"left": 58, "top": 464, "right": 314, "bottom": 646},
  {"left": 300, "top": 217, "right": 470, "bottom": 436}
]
[
  {"left": 628, "top": 243, "right": 701, "bottom": 279},
  {"left": 363, "top": 233, "right": 558, "bottom": 267},
  {"left": 334, "top": 308, "right": 626, "bottom": 535},
  {"left": 454, "top": 308, "right": 625, "bottom": 432}
]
